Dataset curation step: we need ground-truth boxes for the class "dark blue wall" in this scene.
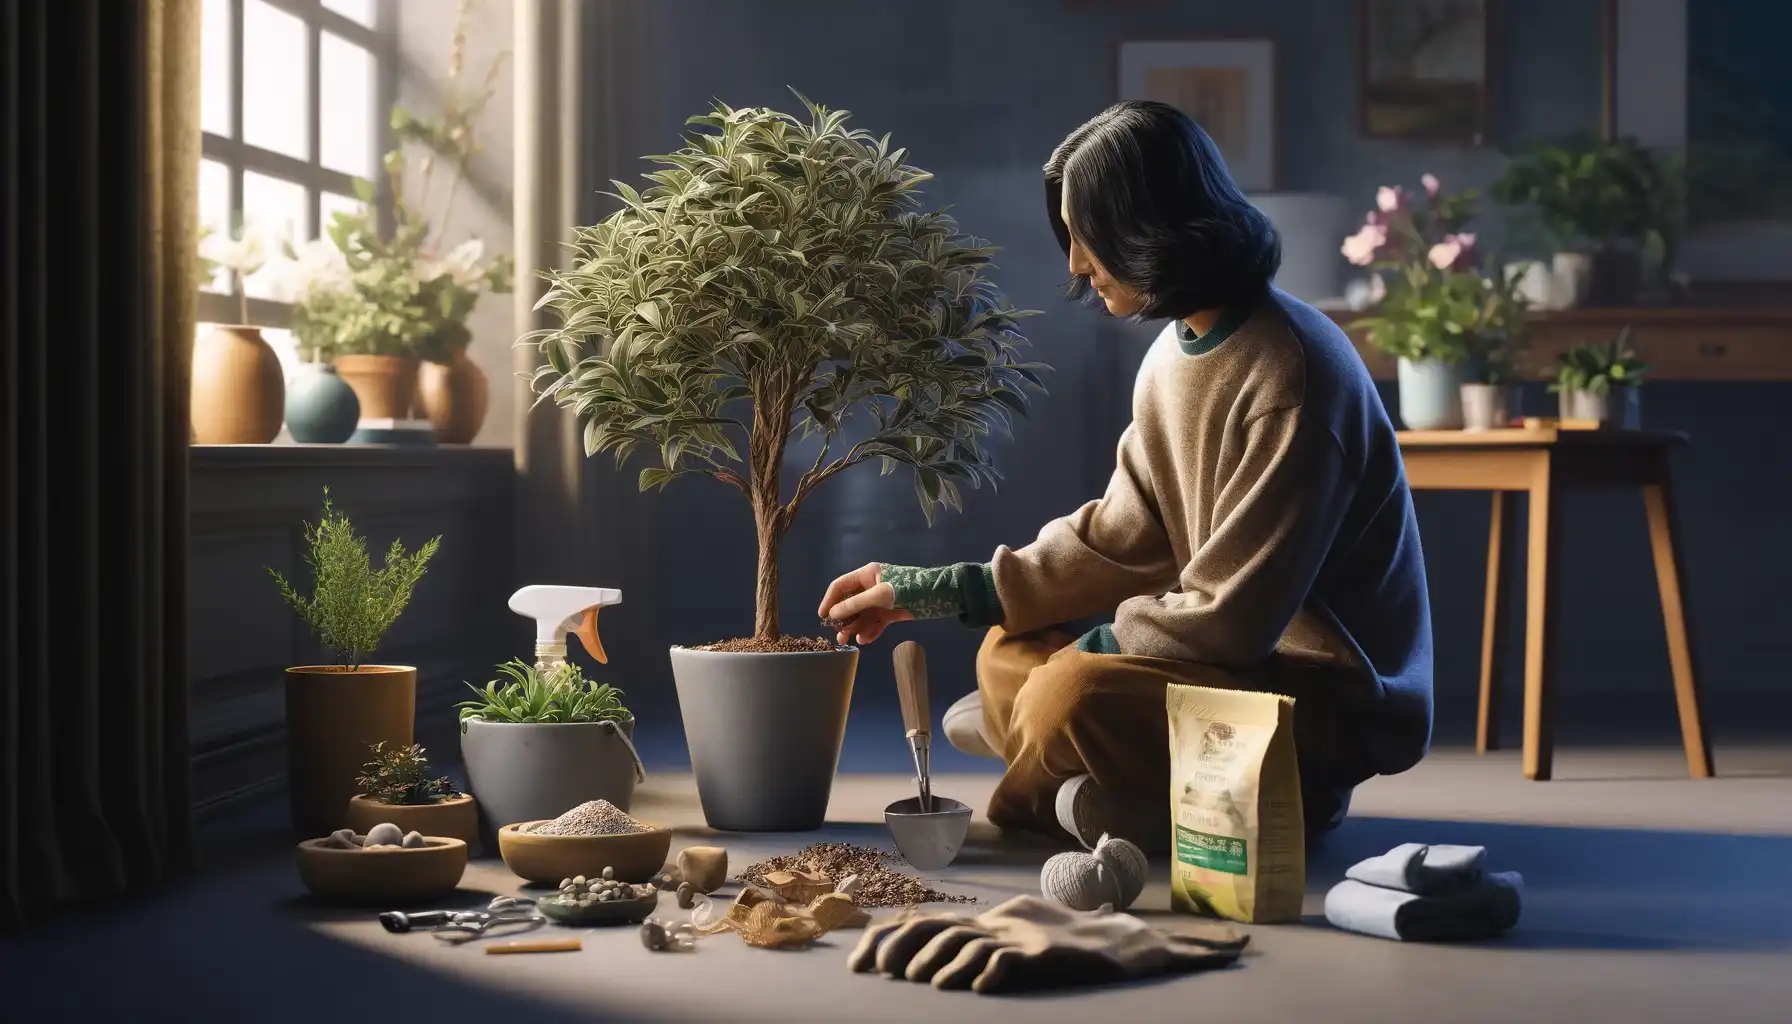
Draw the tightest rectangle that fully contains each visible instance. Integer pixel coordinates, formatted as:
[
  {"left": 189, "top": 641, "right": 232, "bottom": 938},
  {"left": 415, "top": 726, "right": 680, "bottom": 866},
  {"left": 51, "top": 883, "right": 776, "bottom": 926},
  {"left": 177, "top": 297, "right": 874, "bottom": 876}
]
[{"left": 577, "top": 0, "right": 1792, "bottom": 769}]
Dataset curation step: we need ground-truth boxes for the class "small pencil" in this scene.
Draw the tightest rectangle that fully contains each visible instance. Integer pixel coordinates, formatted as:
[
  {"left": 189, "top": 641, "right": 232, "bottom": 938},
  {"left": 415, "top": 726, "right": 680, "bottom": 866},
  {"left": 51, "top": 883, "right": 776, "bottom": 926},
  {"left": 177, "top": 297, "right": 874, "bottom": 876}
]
[{"left": 484, "top": 938, "right": 583, "bottom": 954}]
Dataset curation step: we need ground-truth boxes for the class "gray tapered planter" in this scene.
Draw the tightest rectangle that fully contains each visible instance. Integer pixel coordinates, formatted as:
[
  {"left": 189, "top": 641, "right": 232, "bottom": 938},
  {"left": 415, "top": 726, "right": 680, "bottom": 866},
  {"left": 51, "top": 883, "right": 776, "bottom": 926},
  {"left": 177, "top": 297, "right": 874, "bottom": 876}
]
[
  {"left": 459, "top": 715, "right": 644, "bottom": 832},
  {"left": 670, "top": 645, "right": 858, "bottom": 832}
]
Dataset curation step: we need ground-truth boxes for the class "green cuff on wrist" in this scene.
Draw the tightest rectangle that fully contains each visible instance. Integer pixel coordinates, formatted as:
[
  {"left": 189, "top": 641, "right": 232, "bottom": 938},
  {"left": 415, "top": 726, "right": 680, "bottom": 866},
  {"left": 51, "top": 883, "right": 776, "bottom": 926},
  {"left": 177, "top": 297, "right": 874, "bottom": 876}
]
[
  {"left": 881, "top": 563, "right": 966, "bottom": 621},
  {"left": 1075, "top": 623, "right": 1121, "bottom": 654},
  {"left": 957, "top": 563, "right": 1005, "bottom": 630}
]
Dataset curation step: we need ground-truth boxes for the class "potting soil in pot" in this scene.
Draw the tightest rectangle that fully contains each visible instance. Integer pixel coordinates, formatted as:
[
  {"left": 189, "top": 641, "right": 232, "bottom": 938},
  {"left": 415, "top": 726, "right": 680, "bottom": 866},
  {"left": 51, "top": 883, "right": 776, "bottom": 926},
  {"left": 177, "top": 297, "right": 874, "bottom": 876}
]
[
  {"left": 739, "top": 842, "right": 975, "bottom": 908},
  {"left": 527, "top": 799, "right": 652, "bottom": 836}
]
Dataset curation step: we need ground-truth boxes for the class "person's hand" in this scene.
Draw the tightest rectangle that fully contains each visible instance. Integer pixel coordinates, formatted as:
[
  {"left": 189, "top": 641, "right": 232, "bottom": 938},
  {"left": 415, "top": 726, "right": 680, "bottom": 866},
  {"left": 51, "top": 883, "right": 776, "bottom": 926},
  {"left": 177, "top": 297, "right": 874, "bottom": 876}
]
[
  {"left": 817, "top": 562, "right": 914, "bottom": 645},
  {"left": 846, "top": 895, "right": 1247, "bottom": 994}
]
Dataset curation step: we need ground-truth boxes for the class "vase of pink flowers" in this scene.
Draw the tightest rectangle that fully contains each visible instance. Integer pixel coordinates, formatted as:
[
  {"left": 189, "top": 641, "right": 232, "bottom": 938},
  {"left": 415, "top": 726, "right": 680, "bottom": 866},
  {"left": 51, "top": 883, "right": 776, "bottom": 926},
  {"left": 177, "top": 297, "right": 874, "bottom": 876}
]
[{"left": 1344, "top": 175, "right": 1531, "bottom": 431}]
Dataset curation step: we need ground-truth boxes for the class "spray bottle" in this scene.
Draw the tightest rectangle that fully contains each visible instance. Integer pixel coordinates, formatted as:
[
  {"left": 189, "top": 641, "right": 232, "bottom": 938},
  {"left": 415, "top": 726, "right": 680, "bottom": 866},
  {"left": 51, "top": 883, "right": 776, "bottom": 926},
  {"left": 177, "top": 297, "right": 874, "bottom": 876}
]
[{"left": 507, "top": 585, "right": 623, "bottom": 674}]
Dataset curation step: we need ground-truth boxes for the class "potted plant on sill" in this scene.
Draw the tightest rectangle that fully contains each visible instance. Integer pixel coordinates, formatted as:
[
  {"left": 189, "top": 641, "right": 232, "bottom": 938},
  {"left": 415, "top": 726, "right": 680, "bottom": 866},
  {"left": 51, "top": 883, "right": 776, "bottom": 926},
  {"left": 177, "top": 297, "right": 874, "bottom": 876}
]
[
  {"left": 281, "top": 2, "right": 512, "bottom": 441},
  {"left": 456, "top": 659, "right": 644, "bottom": 832},
  {"left": 1550, "top": 328, "right": 1648, "bottom": 430},
  {"left": 1491, "top": 134, "right": 1686, "bottom": 307},
  {"left": 270, "top": 488, "right": 441, "bottom": 838},
  {"left": 344, "top": 741, "right": 479, "bottom": 848},
  {"left": 1346, "top": 175, "right": 1532, "bottom": 431},
  {"left": 192, "top": 222, "right": 285, "bottom": 444},
  {"left": 525, "top": 94, "right": 1045, "bottom": 832}
]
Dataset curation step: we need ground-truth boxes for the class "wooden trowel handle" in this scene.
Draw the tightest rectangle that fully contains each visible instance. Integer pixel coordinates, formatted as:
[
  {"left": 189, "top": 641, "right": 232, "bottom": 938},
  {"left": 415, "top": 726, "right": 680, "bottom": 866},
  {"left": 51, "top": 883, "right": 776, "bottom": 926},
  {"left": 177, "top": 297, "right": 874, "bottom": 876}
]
[{"left": 893, "top": 640, "right": 931, "bottom": 738}]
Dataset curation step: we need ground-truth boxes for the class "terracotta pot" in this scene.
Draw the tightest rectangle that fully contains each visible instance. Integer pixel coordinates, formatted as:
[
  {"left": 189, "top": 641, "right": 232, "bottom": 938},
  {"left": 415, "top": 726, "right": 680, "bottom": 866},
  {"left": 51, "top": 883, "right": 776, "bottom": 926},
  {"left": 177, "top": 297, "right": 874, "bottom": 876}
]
[
  {"left": 190, "top": 325, "right": 284, "bottom": 443},
  {"left": 344, "top": 793, "right": 480, "bottom": 850},
  {"left": 333, "top": 354, "right": 420, "bottom": 420},
  {"left": 284, "top": 665, "right": 416, "bottom": 839},
  {"left": 416, "top": 349, "right": 489, "bottom": 444}
]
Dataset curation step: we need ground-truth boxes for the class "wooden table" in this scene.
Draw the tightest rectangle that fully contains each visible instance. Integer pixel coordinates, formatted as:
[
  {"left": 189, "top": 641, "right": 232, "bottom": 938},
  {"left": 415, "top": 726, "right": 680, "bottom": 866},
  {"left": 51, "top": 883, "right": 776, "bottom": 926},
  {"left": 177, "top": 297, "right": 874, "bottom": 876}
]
[{"left": 1397, "top": 427, "right": 1714, "bottom": 780}]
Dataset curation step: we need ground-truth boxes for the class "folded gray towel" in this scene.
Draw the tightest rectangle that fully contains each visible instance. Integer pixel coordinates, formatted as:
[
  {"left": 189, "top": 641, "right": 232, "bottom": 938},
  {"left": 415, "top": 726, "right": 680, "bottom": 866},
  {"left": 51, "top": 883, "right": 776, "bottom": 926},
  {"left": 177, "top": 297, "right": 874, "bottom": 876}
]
[{"left": 1324, "top": 844, "right": 1523, "bottom": 942}]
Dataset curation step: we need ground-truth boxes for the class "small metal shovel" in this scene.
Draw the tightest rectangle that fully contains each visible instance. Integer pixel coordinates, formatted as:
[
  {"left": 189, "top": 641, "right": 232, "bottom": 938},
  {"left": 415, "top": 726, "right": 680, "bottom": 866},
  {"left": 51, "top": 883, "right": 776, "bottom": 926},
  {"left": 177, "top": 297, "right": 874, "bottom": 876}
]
[{"left": 884, "top": 641, "right": 971, "bottom": 871}]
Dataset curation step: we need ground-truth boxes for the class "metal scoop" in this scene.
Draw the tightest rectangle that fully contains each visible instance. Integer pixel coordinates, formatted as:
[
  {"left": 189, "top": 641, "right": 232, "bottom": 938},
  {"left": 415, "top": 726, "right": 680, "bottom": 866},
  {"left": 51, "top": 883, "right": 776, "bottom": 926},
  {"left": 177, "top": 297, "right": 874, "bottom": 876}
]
[{"left": 884, "top": 641, "right": 971, "bottom": 871}]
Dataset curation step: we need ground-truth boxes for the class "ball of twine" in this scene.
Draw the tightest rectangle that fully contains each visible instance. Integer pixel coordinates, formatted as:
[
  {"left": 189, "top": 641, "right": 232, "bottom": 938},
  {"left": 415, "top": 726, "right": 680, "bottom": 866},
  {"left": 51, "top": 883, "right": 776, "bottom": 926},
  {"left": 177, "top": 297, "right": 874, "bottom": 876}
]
[{"left": 1039, "top": 833, "right": 1148, "bottom": 912}]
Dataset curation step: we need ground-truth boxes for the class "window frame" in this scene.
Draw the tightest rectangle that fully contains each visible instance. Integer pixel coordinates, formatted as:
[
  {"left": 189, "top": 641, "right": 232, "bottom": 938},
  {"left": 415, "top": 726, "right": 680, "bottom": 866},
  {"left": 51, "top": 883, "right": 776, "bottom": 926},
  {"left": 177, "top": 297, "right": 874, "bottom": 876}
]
[{"left": 198, "top": 0, "right": 399, "bottom": 327}]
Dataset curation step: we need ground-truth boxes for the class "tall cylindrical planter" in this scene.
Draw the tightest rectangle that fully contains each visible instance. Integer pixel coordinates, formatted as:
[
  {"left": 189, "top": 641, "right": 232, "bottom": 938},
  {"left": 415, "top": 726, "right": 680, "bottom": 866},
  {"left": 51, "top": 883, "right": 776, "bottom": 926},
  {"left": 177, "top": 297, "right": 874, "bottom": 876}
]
[
  {"left": 1396, "top": 357, "right": 1466, "bottom": 431},
  {"left": 417, "top": 349, "right": 490, "bottom": 444},
  {"left": 334, "top": 354, "right": 420, "bottom": 421},
  {"left": 459, "top": 716, "right": 644, "bottom": 831},
  {"left": 191, "top": 325, "right": 285, "bottom": 443},
  {"left": 670, "top": 646, "right": 859, "bottom": 832},
  {"left": 284, "top": 666, "right": 416, "bottom": 839},
  {"left": 285, "top": 362, "right": 361, "bottom": 443}
]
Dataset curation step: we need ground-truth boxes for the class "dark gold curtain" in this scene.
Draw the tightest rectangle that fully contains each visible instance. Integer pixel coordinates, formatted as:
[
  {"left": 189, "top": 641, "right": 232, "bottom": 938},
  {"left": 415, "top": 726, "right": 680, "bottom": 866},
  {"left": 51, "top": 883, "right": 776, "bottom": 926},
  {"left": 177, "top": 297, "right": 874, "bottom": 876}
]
[{"left": 1, "top": 0, "right": 199, "bottom": 928}]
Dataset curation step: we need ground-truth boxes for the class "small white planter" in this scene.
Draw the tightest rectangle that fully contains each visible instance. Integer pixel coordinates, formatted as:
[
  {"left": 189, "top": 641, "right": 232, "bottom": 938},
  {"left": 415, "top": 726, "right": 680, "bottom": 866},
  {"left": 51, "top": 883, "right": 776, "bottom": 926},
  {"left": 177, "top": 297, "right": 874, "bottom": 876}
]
[
  {"left": 1559, "top": 386, "right": 1640, "bottom": 430},
  {"left": 1459, "top": 383, "right": 1511, "bottom": 432}
]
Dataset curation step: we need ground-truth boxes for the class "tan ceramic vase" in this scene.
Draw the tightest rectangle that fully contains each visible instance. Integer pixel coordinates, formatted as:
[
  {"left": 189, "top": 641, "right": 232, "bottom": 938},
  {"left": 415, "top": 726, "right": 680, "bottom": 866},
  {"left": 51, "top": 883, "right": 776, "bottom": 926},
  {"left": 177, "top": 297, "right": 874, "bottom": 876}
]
[
  {"left": 344, "top": 793, "right": 480, "bottom": 849},
  {"left": 333, "top": 354, "right": 420, "bottom": 420},
  {"left": 190, "top": 325, "right": 284, "bottom": 443},
  {"left": 416, "top": 349, "right": 489, "bottom": 443},
  {"left": 284, "top": 665, "right": 416, "bottom": 839}
]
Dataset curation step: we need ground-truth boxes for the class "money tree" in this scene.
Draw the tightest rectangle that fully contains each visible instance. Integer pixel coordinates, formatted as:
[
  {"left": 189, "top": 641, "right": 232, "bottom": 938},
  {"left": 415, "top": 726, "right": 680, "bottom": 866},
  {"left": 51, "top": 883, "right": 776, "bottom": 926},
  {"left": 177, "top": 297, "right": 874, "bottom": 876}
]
[{"left": 527, "top": 94, "right": 1045, "bottom": 646}]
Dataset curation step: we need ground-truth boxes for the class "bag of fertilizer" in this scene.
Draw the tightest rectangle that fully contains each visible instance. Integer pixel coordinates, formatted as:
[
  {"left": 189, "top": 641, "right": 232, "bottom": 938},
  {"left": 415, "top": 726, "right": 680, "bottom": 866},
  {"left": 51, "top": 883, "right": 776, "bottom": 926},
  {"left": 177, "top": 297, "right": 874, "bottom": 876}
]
[{"left": 1166, "top": 682, "right": 1305, "bottom": 924}]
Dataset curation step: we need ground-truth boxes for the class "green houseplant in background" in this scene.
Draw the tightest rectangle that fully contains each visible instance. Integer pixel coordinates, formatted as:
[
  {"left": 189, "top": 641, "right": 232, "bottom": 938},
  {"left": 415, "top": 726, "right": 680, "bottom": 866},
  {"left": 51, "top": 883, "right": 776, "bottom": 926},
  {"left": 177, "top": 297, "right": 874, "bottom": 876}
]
[
  {"left": 1490, "top": 134, "right": 1686, "bottom": 307},
  {"left": 1550, "top": 327, "right": 1649, "bottom": 429},
  {"left": 269, "top": 487, "right": 441, "bottom": 838},
  {"left": 1345, "top": 174, "right": 1533, "bottom": 430},
  {"left": 343, "top": 741, "right": 479, "bottom": 848},
  {"left": 456, "top": 659, "right": 645, "bottom": 831},
  {"left": 525, "top": 93, "right": 1045, "bottom": 831},
  {"left": 279, "top": 0, "right": 513, "bottom": 439}
]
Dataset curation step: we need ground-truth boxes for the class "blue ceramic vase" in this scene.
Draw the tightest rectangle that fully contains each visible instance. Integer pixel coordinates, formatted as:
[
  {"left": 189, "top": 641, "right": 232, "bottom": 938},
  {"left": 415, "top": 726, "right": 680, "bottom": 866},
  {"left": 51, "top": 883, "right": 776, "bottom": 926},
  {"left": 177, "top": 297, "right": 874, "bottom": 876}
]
[
  {"left": 285, "top": 362, "right": 360, "bottom": 443},
  {"left": 1396, "top": 357, "right": 1465, "bottom": 430}
]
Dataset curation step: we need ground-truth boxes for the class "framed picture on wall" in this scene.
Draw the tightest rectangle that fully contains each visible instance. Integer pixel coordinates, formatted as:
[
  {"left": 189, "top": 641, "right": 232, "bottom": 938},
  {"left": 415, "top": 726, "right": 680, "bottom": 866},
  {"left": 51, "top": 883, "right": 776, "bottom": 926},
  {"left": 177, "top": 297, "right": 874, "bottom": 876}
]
[
  {"left": 1117, "top": 39, "right": 1277, "bottom": 191},
  {"left": 1359, "top": 0, "right": 1490, "bottom": 143}
]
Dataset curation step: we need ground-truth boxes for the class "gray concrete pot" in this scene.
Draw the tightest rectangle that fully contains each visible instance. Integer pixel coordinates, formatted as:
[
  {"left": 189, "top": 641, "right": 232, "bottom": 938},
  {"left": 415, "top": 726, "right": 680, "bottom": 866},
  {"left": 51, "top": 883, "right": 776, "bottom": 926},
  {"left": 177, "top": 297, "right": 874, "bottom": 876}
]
[
  {"left": 670, "top": 645, "right": 859, "bottom": 832},
  {"left": 458, "top": 715, "right": 644, "bottom": 832}
]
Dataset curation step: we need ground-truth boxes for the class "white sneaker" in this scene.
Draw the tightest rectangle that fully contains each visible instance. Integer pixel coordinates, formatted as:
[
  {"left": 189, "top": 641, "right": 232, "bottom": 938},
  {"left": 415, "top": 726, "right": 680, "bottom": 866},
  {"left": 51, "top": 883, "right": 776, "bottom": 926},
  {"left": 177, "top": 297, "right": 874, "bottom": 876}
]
[{"left": 942, "top": 691, "right": 999, "bottom": 760}]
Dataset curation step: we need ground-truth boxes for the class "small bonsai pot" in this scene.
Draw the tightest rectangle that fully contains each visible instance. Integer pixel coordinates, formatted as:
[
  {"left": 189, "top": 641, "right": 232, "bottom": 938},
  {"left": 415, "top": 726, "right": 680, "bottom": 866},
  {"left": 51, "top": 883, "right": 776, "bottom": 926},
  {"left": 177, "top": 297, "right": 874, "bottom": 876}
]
[
  {"left": 295, "top": 836, "right": 468, "bottom": 905},
  {"left": 497, "top": 821, "right": 671, "bottom": 885},
  {"left": 284, "top": 666, "right": 416, "bottom": 839},
  {"left": 344, "top": 794, "right": 479, "bottom": 850}
]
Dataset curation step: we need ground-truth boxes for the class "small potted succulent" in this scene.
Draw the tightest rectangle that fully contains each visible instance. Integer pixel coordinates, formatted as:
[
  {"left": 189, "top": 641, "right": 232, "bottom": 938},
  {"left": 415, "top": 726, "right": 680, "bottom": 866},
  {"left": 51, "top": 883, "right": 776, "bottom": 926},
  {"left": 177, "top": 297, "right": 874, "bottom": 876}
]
[
  {"left": 343, "top": 741, "right": 479, "bottom": 849},
  {"left": 270, "top": 488, "right": 440, "bottom": 838},
  {"left": 1550, "top": 328, "right": 1648, "bottom": 429},
  {"left": 456, "top": 659, "right": 644, "bottom": 833}
]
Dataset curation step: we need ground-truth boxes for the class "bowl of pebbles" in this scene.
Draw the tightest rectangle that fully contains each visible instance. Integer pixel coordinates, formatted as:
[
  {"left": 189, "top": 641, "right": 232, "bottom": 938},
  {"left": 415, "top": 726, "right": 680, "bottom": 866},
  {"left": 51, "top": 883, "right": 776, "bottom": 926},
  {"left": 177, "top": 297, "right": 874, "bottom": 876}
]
[
  {"left": 536, "top": 866, "right": 660, "bottom": 926},
  {"left": 295, "top": 822, "right": 469, "bottom": 904},
  {"left": 499, "top": 799, "right": 671, "bottom": 886}
]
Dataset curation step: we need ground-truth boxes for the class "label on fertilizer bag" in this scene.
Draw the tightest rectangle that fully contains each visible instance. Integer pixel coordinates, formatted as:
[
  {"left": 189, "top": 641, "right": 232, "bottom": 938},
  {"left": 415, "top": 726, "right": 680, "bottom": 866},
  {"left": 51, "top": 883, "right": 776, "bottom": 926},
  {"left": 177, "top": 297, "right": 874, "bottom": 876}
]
[{"left": 1176, "top": 825, "right": 1248, "bottom": 875}]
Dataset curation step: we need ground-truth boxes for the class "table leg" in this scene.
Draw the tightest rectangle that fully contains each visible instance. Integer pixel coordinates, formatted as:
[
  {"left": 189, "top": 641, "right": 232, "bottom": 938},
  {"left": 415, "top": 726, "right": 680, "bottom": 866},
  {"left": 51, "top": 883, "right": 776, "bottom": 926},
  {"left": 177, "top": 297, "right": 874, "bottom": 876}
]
[
  {"left": 1522, "top": 459, "right": 1562, "bottom": 781},
  {"left": 1642, "top": 455, "right": 1715, "bottom": 779},
  {"left": 1477, "top": 491, "right": 1516, "bottom": 753}
]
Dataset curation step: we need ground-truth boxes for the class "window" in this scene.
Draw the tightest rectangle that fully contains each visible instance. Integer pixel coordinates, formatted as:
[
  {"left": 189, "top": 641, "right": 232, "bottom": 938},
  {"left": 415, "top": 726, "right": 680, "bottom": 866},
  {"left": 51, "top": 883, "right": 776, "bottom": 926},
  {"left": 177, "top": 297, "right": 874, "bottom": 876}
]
[{"left": 198, "top": 0, "right": 392, "bottom": 374}]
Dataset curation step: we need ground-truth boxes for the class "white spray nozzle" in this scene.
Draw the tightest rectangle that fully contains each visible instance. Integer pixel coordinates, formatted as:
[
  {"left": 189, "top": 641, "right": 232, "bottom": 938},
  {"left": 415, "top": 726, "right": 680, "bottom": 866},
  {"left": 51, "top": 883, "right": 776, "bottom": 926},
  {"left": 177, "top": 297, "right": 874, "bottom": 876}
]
[{"left": 508, "top": 585, "right": 623, "bottom": 666}]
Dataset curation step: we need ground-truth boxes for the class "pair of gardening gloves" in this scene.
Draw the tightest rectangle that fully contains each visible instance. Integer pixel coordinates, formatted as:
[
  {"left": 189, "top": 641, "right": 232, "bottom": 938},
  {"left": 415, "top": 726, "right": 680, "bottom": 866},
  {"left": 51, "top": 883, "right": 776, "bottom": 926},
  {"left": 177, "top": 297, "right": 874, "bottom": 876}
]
[{"left": 847, "top": 895, "right": 1248, "bottom": 995}]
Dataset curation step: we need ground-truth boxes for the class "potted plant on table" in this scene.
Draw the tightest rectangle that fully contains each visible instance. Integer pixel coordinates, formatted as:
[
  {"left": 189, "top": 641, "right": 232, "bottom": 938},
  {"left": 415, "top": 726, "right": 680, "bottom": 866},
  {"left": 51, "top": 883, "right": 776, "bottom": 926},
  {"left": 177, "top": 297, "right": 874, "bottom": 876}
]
[
  {"left": 525, "top": 94, "right": 1046, "bottom": 832},
  {"left": 456, "top": 659, "right": 644, "bottom": 832},
  {"left": 270, "top": 488, "right": 441, "bottom": 838},
  {"left": 1550, "top": 328, "right": 1649, "bottom": 429},
  {"left": 1346, "top": 175, "right": 1533, "bottom": 431},
  {"left": 1491, "top": 134, "right": 1685, "bottom": 307},
  {"left": 192, "top": 221, "right": 285, "bottom": 444},
  {"left": 344, "top": 741, "right": 479, "bottom": 848},
  {"left": 281, "top": 1, "right": 512, "bottom": 441}
]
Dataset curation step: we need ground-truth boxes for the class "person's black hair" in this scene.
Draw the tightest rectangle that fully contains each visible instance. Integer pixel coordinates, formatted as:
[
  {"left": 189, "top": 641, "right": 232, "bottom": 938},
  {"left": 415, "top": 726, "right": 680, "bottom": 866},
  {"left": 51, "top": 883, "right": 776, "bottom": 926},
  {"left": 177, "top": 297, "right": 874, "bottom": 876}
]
[{"left": 1044, "top": 100, "right": 1281, "bottom": 319}]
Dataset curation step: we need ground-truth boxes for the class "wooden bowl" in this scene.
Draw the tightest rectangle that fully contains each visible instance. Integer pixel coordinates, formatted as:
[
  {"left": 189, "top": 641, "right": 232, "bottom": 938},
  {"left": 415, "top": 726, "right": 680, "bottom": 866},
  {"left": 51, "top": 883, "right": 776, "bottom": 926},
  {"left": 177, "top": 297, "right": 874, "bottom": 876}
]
[
  {"left": 343, "top": 794, "right": 480, "bottom": 849},
  {"left": 497, "top": 822, "right": 671, "bottom": 886},
  {"left": 295, "top": 837, "right": 468, "bottom": 904}
]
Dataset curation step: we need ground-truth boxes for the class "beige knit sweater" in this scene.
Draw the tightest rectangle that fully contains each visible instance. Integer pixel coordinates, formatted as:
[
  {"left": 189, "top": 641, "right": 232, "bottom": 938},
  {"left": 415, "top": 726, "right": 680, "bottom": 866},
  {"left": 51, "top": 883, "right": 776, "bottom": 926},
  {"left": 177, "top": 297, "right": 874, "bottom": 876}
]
[{"left": 989, "top": 290, "right": 1429, "bottom": 697}]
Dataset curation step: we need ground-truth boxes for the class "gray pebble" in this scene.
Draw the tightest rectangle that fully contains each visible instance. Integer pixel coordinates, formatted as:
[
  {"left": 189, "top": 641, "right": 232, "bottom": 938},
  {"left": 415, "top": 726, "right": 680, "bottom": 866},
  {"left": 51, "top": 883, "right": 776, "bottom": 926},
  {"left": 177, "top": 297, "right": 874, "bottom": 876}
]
[
  {"left": 559, "top": 877, "right": 572, "bottom": 889},
  {"left": 364, "top": 823, "right": 404, "bottom": 848},
  {"left": 602, "top": 866, "right": 614, "bottom": 880},
  {"left": 640, "top": 919, "right": 668, "bottom": 951},
  {"left": 572, "top": 874, "right": 586, "bottom": 886},
  {"left": 326, "top": 829, "right": 361, "bottom": 850},
  {"left": 401, "top": 831, "right": 426, "bottom": 849}
]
